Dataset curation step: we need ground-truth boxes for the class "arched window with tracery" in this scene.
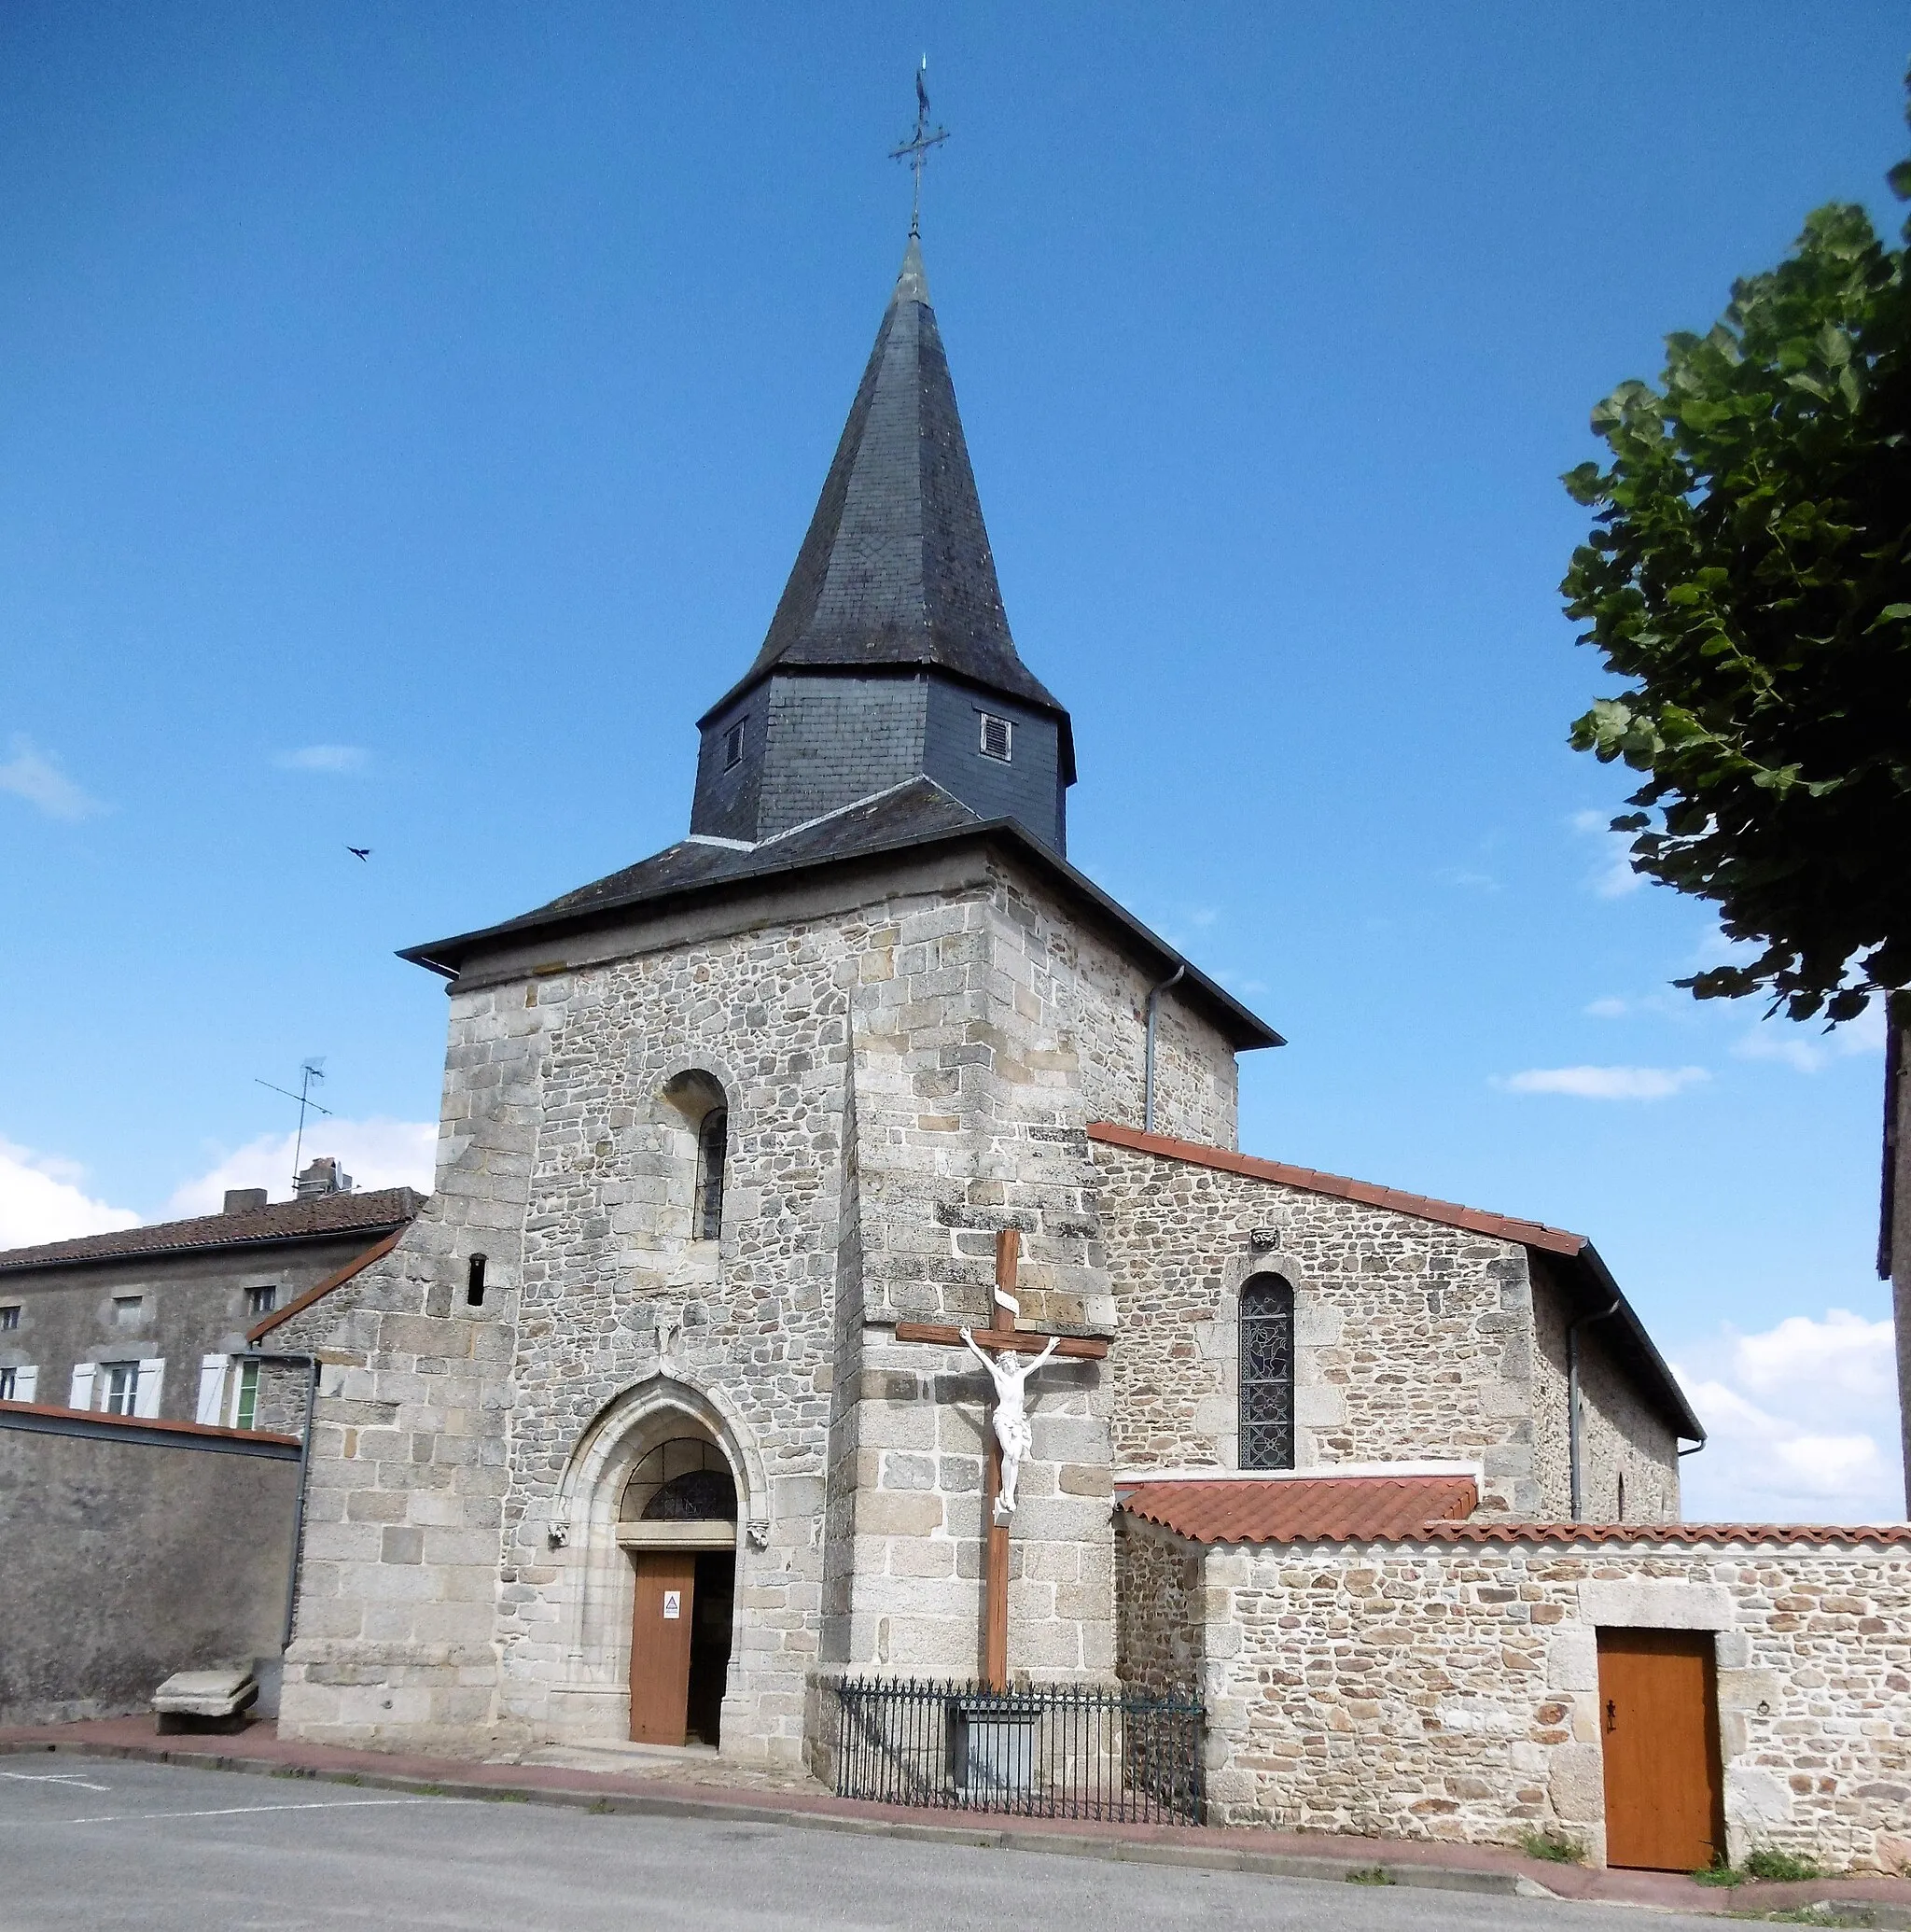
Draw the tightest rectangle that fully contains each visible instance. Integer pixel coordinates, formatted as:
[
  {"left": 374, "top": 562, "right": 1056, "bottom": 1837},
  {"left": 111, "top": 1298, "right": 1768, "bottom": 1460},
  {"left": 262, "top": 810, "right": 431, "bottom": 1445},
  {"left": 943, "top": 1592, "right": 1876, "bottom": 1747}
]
[
  {"left": 1238, "top": 1272, "right": 1295, "bottom": 1470},
  {"left": 621, "top": 1437, "right": 738, "bottom": 1524},
  {"left": 695, "top": 1108, "right": 727, "bottom": 1242}
]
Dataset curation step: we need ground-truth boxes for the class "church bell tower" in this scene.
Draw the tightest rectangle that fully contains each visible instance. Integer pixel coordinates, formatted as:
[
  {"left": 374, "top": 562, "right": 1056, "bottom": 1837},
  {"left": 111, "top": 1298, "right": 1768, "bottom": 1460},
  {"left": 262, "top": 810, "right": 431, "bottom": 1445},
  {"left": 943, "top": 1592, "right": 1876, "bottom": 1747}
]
[{"left": 688, "top": 235, "right": 1076, "bottom": 856}]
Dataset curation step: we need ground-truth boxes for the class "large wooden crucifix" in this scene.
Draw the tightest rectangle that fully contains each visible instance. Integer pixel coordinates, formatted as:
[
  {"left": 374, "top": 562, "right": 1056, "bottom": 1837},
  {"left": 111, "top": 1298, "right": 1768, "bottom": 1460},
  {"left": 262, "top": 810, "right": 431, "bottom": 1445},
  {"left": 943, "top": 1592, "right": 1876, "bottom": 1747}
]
[{"left": 894, "top": 1229, "right": 1109, "bottom": 1689}]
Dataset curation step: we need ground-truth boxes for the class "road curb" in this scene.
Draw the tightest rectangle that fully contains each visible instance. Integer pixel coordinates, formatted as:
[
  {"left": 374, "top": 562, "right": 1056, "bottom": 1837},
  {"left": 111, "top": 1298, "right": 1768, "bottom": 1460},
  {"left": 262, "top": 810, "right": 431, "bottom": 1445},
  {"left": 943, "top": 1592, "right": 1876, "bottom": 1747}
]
[{"left": 1, "top": 1735, "right": 1535, "bottom": 1897}]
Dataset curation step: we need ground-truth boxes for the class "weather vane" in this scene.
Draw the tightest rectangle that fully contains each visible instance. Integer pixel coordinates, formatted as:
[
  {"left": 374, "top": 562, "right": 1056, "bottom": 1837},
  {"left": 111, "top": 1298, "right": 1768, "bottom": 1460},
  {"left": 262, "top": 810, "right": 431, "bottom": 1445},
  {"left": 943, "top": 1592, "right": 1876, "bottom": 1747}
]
[{"left": 889, "top": 56, "right": 949, "bottom": 236}]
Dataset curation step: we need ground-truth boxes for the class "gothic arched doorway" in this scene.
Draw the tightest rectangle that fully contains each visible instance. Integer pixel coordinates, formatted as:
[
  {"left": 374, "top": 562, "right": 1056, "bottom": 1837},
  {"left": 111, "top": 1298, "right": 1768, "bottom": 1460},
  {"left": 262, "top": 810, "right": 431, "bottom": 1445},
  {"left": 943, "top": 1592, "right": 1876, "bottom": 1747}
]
[{"left": 621, "top": 1434, "right": 737, "bottom": 1745}]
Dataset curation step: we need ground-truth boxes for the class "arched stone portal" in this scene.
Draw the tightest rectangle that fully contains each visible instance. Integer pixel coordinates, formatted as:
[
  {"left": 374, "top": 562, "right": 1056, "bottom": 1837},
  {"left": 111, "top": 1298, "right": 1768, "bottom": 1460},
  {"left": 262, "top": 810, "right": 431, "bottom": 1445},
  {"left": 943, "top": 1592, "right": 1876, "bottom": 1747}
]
[{"left": 539, "top": 1377, "right": 767, "bottom": 1751}]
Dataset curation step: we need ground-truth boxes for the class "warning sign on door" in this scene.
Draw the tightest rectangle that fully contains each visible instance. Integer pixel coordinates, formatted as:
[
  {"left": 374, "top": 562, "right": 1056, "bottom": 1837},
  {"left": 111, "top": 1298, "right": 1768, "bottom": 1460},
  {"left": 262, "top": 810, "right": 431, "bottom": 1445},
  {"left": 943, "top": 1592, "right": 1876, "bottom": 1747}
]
[{"left": 663, "top": 1590, "right": 681, "bottom": 1619}]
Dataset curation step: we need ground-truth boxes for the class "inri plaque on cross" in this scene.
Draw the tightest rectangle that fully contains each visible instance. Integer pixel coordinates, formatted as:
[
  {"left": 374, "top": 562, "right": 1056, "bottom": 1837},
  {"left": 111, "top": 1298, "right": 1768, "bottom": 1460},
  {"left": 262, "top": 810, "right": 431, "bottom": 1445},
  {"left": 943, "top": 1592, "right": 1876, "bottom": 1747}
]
[{"left": 894, "top": 1229, "right": 1109, "bottom": 1690}]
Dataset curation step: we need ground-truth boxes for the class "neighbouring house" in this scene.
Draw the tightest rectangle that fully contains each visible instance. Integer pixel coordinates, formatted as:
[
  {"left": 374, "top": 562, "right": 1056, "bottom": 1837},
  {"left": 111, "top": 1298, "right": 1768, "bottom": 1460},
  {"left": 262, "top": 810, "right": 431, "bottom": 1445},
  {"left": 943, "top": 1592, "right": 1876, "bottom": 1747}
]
[
  {"left": 0, "top": 1159, "right": 422, "bottom": 1428},
  {"left": 71, "top": 230, "right": 1909, "bottom": 1874}
]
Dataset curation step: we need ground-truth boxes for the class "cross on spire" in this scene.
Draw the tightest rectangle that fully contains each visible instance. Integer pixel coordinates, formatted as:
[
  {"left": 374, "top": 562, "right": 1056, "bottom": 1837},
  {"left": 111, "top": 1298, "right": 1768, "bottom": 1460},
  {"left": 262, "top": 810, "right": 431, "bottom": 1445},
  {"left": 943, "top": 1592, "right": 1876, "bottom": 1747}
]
[{"left": 889, "top": 56, "right": 949, "bottom": 237}]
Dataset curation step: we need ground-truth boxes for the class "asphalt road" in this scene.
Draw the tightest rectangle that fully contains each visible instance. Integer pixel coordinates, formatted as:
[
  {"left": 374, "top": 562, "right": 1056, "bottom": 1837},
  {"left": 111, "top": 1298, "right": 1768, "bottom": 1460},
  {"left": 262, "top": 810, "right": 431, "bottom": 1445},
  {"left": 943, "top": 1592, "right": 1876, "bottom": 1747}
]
[{"left": 0, "top": 1758, "right": 1732, "bottom": 1932}]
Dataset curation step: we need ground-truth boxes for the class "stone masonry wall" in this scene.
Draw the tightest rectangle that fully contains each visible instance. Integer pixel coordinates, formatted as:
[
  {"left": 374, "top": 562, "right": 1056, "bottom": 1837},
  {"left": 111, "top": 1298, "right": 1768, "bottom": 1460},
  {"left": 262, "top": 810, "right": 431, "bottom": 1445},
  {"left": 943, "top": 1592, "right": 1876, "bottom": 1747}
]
[
  {"left": 822, "top": 846, "right": 1242, "bottom": 1684},
  {"left": 1197, "top": 1534, "right": 1911, "bottom": 1872},
  {"left": 272, "top": 836, "right": 1247, "bottom": 1758},
  {"left": 1115, "top": 1515, "right": 1202, "bottom": 1700},
  {"left": 1529, "top": 1255, "right": 1681, "bottom": 1523},
  {"left": 270, "top": 970, "right": 540, "bottom": 1755},
  {"left": 1094, "top": 1141, "right": 1545, "bottom": 1514}
]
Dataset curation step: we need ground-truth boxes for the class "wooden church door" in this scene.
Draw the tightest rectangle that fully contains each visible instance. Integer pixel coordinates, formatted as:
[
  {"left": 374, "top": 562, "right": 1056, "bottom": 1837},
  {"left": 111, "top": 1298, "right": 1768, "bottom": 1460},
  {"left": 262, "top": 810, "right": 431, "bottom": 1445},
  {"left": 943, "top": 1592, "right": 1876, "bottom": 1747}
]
[
  {"left": 629, "top": 1552, "right": 697, "bottom": 1744},
  {"left": 1597, "top": 1629, "right": 1725, "bottom": 1870}
]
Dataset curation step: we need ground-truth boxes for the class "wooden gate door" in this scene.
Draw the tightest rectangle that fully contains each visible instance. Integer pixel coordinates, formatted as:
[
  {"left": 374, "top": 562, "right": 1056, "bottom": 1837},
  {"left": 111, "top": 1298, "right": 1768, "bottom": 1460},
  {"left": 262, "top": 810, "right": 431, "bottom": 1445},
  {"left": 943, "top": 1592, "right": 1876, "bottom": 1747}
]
[
  {"left": 629, "top": 1551, "right": 697, "bottom": 1744},
  {"left": 1597, "top": 1629, "right": 1725, "bottom": 1871}
]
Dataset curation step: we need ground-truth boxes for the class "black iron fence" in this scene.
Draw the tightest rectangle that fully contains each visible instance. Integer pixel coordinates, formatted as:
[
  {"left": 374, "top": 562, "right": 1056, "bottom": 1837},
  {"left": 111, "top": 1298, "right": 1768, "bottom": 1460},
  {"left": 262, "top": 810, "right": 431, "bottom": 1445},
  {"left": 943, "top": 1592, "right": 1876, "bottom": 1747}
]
[{"left": 829, "top": 1678, "right": 1204, "bottom": 1824}]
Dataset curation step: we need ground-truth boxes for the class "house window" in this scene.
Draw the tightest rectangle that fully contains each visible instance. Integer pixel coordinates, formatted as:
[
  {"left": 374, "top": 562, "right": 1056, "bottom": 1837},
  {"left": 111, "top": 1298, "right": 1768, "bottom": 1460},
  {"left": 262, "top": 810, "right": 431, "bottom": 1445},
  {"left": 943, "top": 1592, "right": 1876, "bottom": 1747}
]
[
  {"left": 723, "top": 720, "right": 746, "bottom": 770},
  {"left": 978, "top": 713, "right": 1012, "bottom": 763},
  {"left": 695, "top": 1109, "right": 728, "bottom": 1242},
  {"left": 246, "top": 1284, "right": 277, "bottom": 1317},
  {"left": 0, "top": 1365, "right": 32, "bottom": 1401},
  {"left": 232, "top": 1361, "right": 260, "bottom": 1431},
  {"left": 0, "top": 1305, "right": 19, "bottom": 1331},
  {"left": 112, "top": 1295, "right": 143, "bottom": 1327},
  {"left": 101, "top": 1361, "right": 141, "bottom": 1415},
  {"left": 1238, "top": 1273, "right": 1295, "bottom": 1470}
]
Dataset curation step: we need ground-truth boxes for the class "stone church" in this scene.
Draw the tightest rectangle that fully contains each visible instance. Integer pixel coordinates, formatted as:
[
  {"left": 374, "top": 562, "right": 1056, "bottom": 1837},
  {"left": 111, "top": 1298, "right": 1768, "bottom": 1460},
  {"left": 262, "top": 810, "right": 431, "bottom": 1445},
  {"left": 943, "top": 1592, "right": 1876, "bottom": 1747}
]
[{"left": 257, "top": 231, "right": 1911, "bottom": 1874}]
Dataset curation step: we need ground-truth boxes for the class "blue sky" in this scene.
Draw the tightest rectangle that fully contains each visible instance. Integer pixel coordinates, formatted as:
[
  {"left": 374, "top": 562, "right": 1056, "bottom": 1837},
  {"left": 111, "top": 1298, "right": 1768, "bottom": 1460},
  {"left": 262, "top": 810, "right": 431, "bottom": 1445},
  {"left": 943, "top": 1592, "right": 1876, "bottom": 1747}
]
[{"left": 2, "top": 5, "right": 1905, "bottom": 1517}]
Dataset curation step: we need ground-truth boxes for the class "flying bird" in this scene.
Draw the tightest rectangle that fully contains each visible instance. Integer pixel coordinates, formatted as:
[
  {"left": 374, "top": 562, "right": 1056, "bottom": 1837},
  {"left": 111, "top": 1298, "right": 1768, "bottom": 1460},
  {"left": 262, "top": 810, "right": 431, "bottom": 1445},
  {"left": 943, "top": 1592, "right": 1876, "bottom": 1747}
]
[{"left": 347, "top": 846, "right": 370, "bottom": 861}]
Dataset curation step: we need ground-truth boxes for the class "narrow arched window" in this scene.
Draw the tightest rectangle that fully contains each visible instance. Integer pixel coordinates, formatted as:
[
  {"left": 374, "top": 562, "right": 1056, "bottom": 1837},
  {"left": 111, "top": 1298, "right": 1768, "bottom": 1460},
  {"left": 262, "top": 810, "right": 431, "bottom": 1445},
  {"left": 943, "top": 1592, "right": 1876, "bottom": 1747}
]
[
  {"left": 1238, "top": 1272, "right": 1295, "bottom": 1470},
  {"left": 466, "top": 1254, "right": 488, "bottom": 1309},
  {"left": 695, "top": 1110, "right": 727, "bottom": 1242}
]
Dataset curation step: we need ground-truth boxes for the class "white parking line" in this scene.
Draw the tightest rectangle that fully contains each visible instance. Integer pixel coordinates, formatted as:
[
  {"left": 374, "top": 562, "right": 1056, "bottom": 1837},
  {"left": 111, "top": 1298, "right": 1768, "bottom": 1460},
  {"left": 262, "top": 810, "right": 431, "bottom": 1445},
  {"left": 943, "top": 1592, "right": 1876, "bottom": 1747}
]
[
  {"left": 0, "top": 1797, "right": 465, "bottom": 1827},
  {"left": 0, "top": 1771, "right": 113, "bottom": 1792}
]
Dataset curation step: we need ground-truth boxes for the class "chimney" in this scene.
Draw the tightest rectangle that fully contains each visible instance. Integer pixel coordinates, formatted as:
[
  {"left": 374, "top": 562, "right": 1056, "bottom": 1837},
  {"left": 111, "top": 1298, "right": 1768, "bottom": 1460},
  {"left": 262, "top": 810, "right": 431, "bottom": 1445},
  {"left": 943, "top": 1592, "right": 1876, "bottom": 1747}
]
[
  {"left": 223, "top": 1187, "right": 269, "bottom": 1215},
  {"left": 294, "top": 1156, "right": 354, "bottom": 1200}
]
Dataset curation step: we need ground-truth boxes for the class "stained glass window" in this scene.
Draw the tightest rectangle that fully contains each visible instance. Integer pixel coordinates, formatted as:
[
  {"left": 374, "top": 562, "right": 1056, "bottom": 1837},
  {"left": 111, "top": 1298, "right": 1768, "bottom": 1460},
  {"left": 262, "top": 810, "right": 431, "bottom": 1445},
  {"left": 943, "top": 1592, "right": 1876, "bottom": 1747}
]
[
  {"left": 1238, "top": 1273, "right": 1295, "bottom": 1470},
  {"left": 622, "top": 1437, "right": 737, "bottom": 1522},
  {"left": 696, "top": 1109, "right": 727, "bottom": 1241}
]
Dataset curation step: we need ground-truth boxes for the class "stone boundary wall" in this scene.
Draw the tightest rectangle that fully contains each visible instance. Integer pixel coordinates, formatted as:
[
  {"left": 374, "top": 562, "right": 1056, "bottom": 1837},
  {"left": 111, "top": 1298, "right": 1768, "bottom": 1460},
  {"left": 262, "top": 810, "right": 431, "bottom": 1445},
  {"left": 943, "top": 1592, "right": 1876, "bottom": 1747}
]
[
  {"left": 1192, "top": 1533, "right": 1911, "bottom": 1872},
  {"left": 0, "top": 1417, "right": 299, "bottom": 1725}
]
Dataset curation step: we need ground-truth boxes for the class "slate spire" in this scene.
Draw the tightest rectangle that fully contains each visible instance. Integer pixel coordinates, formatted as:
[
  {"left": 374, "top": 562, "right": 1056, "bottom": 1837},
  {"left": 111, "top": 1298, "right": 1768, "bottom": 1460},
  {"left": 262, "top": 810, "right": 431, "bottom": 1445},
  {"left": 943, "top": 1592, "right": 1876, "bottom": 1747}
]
[
  {"left": 692, "top": 236, "right": 1074, "bottom": 853},
  {"left": 712, "top": 237, "right": 1063, "bottom": 719}
]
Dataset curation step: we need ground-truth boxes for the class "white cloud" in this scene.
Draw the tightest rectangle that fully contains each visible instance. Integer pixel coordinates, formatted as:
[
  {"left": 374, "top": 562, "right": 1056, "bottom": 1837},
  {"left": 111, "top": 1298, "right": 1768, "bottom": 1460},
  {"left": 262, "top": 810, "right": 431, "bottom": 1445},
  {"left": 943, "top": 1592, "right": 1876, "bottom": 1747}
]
[
  {"left": 1498, "top": 1064, "right": 1709, "bottom": 1100},
  {"left": 1583, "top": 996, "right": 1630, "bottom": 1019},
  {"left": 1437, "top": 867, "right": 1500, "bottom": 893},
  {"left": 0, "top": 736, "right": 106, "bottom": 821},
  {"left": 1732, "top": 999, "right": 1886, "bottom": 1075},
  {"left": 1676, "top": 1309, "right": 1904, "bottom": 1522},
  {"left": 274, "top": 744, "right": 368, "bottom": 774},
  {"left": 0, "top": 1138, "right": 139, "bottom": 1248},
  {"left": 1569, "top": 807, "right": 1644, "bottom": 899},
  {"left": 164, "top": 1117, "right": 437, "bottom": 1217}
]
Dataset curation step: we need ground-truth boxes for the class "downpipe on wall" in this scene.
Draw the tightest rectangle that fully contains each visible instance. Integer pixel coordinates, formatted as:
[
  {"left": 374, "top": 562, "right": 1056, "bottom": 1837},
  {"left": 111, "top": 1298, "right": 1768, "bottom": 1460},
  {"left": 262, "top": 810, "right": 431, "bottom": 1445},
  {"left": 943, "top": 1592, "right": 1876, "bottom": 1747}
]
[
  {"left": 1143, "top": 962, "right": 1186, "bottom": 1136},
  {"left": 1566, "top": 1299, "right": 1620, "bottom": 1520}
]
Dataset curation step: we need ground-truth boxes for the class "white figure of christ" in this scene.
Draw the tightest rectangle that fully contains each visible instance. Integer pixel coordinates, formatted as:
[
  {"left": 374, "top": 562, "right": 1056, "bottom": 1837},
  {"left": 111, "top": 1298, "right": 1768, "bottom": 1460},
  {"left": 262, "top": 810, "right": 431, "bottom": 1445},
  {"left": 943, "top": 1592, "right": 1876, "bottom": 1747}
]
[{"left": 959, "top": 1328, "right": 1062, "bottom": 1519}]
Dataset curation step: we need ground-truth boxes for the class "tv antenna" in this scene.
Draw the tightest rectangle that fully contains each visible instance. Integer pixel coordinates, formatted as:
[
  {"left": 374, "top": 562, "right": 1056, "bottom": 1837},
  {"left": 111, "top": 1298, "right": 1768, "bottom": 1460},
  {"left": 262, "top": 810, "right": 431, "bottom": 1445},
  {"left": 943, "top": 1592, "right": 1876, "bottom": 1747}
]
[{"left": 255, "top": 1057, "right": 332, "bottom": 1190}]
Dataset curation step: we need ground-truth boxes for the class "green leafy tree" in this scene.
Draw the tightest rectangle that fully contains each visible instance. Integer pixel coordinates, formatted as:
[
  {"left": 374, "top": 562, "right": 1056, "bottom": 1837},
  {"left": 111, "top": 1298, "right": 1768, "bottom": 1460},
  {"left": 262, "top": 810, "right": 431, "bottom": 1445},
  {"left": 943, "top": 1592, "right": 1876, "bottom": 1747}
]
[{"left": 1560, "top": 84, "right": 1911, "bottom": 1024}]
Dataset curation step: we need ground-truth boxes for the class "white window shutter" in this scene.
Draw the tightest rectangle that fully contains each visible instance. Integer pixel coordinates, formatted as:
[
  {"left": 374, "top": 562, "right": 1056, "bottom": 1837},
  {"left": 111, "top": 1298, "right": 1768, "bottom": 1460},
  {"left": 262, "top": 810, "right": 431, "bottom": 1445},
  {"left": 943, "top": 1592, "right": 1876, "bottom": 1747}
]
[
  {"left": 195, "top": 1354, "right": 229, "bottom": 1425},
  {"left": 13, "top": 1365, "right": 35, "bottom": 1402},
  {"left": 133, "top": 1357, "right": 164, "bottom": 1418},
  {"left": 69, "top": 1363, "right": 97, "bottom": 1409}
]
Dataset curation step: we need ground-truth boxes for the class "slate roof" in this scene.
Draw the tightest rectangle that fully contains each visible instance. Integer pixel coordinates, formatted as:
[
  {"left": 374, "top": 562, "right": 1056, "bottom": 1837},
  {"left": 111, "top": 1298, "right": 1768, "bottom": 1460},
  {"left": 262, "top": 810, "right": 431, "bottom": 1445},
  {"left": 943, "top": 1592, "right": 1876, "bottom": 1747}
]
[
  {"left": 0, "top": 1187, "right": 423, "bottom": 1274},
  {"left": 1118, "top": 1475, "right": 1481, "bottom": 1544},
  {"left": 1087, "top": 1123, "right": 1704, "bottom": 1444},
  {"left": 700, "top": 237, "right": 1068, "bottom": 751},
  {"left": 399, "top": 777, "right": 1283, "bottom": 1051}
]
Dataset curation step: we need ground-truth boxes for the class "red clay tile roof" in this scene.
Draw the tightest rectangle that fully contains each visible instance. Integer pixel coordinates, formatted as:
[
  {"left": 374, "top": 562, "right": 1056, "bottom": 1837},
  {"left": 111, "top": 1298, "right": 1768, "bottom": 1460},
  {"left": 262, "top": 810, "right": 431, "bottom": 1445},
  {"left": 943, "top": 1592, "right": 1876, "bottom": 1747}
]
[
  {"left": 0, "top": 1187, "right": 424, "bottom": 1273},
  {"left": 249, "top": 1228, "right": 405, "bottom": 1341},
  {"left": 1424, "top": 1520, "right": 1911, "bottom": 1547},
  {"left": 1087, "top": 1122, "right": 1705, "bottom": 1446},
  {"left": 1119, "top": 1475, "right": 1481, "bottom": 1544},
  {"left": 1088, "top": 1123, "right": 1583, "bottom": 1253}
]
